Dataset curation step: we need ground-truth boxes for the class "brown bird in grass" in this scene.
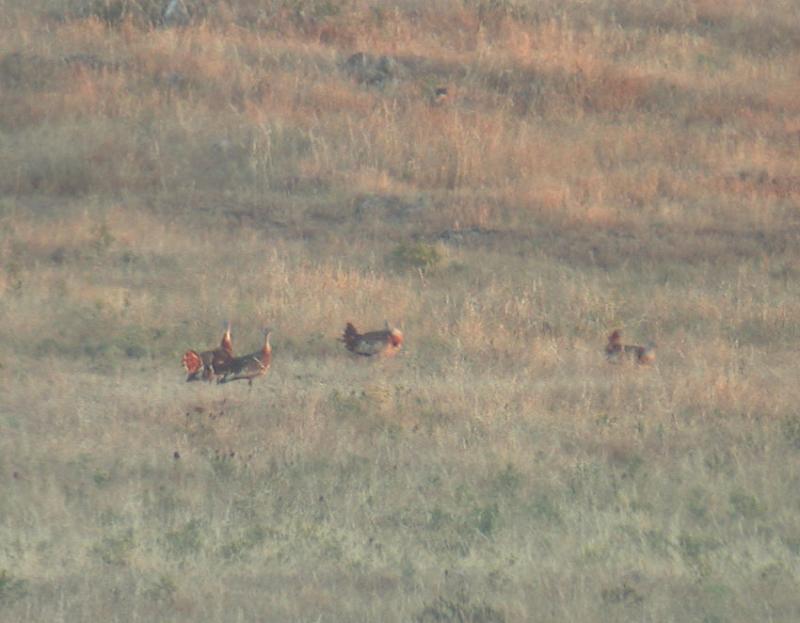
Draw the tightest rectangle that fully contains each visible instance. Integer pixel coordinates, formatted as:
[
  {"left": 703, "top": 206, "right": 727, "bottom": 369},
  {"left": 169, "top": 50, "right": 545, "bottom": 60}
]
[
  {"left": 182, "top": 321, "right": 234, "bottom": 382},
  {"left": 218, "top": 329, "right": 272, "bottom": 386},
  {"left": 340, "top": 321, "right": 403, "bottom": 357},
  {"left": 431, "top": 86, "right": 449, "bottom": 106},
  {"left": 605, "top": 330, "right": 656, "bottom": 365}
]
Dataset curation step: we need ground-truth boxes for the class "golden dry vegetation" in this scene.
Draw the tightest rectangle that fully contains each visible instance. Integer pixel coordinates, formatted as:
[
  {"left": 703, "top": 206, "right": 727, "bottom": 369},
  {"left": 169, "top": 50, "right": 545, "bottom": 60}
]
[{"left": 1, "top": 0, "right": 800, "bottom": 621}]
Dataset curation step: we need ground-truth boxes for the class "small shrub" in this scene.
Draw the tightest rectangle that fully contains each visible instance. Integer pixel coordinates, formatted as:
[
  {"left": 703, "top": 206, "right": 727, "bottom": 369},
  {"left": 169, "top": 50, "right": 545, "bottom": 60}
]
[
  {"left": 73, "top": 0, "right": 183, "bottom": 27},
  {"left": 164, "top": 519, "right": 204, "bottom": 558},
  {"left": 219, "top": 525, "right": 267, "bottom": 561},
  {"left": 784, "top": 535, "right": 800, "bottom": 555},
  {"left": 92, "top": 529, "right": 135, "bottom": 566},
  {"left": 528, "top": 494, "right": 562, "bottom": 525},
  {"left": 91, "top": 222, "right": 115, "bottom": 255},
  {"left": 287, "top": 0, "right": 342, "bottom": 22},
  {"left": 729, "top": 490, "right": 763, "bottom": 520},
  {"left": 0, "top": 53, "right": 59, "bottom": 90},
  {"left": 781, "top": 415, "right": 800, "bottom": 449},
  {"left": 427, "top": 507, "right": 452, "bottom": 531},
  {"left": 644, "top": 529, "right": 671, "bottom": 557},
  {"left": 124, "top": 344, "right": 148, "bottom": 358},
  {"left": 93, "top": 469, "right": 112, "bottom": 487},
  {"left": 417, "top": 593, "right": 506, "bottom": 623},
  {"left": 21, "top": 152, "right": 95, "bottom": 197},
  {"left": 679, "top": 533, "right": 720, "bottom": 562},
  {"left": 601, "top": 582, "right": 644, "bottom": 606},
  {"left": 0, "top": 569, "right": 27, "bottom": 604},
  {"left": 328, "top": 389, "right": 369, "bottom": 420},
  {"left": 143, "top": 574, "right": 176, "bottom": 603},
  {"left": 209, "top": 452, "right": 236, "bottom": 479},
  {"left": 4, "top": 261, "right": 23, "bottom": 292},
  {"left": 474, "top": 503, "right": 499, "bottom": 538},
  {"left": 687, "top": 487, "right": 709, "bottom": 521},
  {"left": 491, "top": 463, "right": 522, "bottom": 497},
  {"left": 388, "top": 242, "right": 443, "bottom": 273}
]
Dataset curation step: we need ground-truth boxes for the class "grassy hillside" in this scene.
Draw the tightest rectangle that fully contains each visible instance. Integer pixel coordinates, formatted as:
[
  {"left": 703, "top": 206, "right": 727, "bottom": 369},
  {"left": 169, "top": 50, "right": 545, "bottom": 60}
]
[{"left": 1, "top": 1, "right": 800, "bottom": 621}]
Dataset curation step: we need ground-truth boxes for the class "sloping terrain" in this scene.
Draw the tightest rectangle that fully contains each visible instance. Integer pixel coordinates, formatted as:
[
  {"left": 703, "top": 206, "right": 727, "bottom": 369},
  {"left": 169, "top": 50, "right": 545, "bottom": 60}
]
[{"left": 1, "top": 1, "right": 799, "bottom": 621}]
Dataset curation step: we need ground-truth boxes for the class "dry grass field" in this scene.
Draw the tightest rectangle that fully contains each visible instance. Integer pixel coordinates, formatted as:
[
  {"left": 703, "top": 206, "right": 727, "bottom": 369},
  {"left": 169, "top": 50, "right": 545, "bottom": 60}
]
[{"left": 1, "top": 0, "right": 800, "bottom": 621}]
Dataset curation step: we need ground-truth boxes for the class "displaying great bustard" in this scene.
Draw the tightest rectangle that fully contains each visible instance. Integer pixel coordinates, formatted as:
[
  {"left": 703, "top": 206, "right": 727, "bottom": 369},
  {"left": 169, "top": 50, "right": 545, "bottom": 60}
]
[
  {"left": 182, "top": 321, "right": 234, "bottom": 382},
  {"left": 340, "top": 321, "right": 403, "bottom": 357},
  {"left": 217, "top": 329, "right": 272, "bottom": 386},
  {"left": 605, "top": 330, "right": 656, "bottom": 365}
]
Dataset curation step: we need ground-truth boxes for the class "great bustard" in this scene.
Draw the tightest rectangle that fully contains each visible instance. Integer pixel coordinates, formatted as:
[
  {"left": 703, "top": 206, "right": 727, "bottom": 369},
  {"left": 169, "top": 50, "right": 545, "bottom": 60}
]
[{"left": 340, "top": 321, "right": 403, "bottom": 357}]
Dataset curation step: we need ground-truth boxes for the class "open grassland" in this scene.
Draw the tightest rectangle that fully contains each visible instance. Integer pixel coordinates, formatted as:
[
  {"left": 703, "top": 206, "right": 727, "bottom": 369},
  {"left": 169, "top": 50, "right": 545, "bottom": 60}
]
[{"left": 1, "top": 1, "right": 800, "bottom": 621}]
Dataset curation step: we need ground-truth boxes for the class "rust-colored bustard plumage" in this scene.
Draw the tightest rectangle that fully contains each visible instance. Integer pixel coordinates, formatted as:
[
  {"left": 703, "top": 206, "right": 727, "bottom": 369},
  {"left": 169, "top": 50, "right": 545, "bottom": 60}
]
[
  {"left": 340, "top": 321, "right": 403, "bottom": 357},
  {"left": 218, "top": 329, "right": 272, "bottom": 386},
  {"left": 182, "top": 321, "right": 234, "bottom": 382},
  {"left": 432, "top": 86, "right": 449, "bottom": 106},
  {"left": 605, "top": 330, "right": 656, "bottom": 365}
]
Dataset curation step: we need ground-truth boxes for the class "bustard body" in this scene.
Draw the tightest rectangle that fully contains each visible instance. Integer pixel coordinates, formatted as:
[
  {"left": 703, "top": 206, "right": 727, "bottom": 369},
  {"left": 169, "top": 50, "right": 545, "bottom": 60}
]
[
  {"left": 340, "top": 322, "right": 403, "bottom": 357},
  {"left": 218, "top": 329, "right": 272, "bottom": 386},
  {"left": 182, "top": 322, "right": 234, "bottom": 382},
  {"left": 605, "top": 330, "right": 656, "bottom": 365}
]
